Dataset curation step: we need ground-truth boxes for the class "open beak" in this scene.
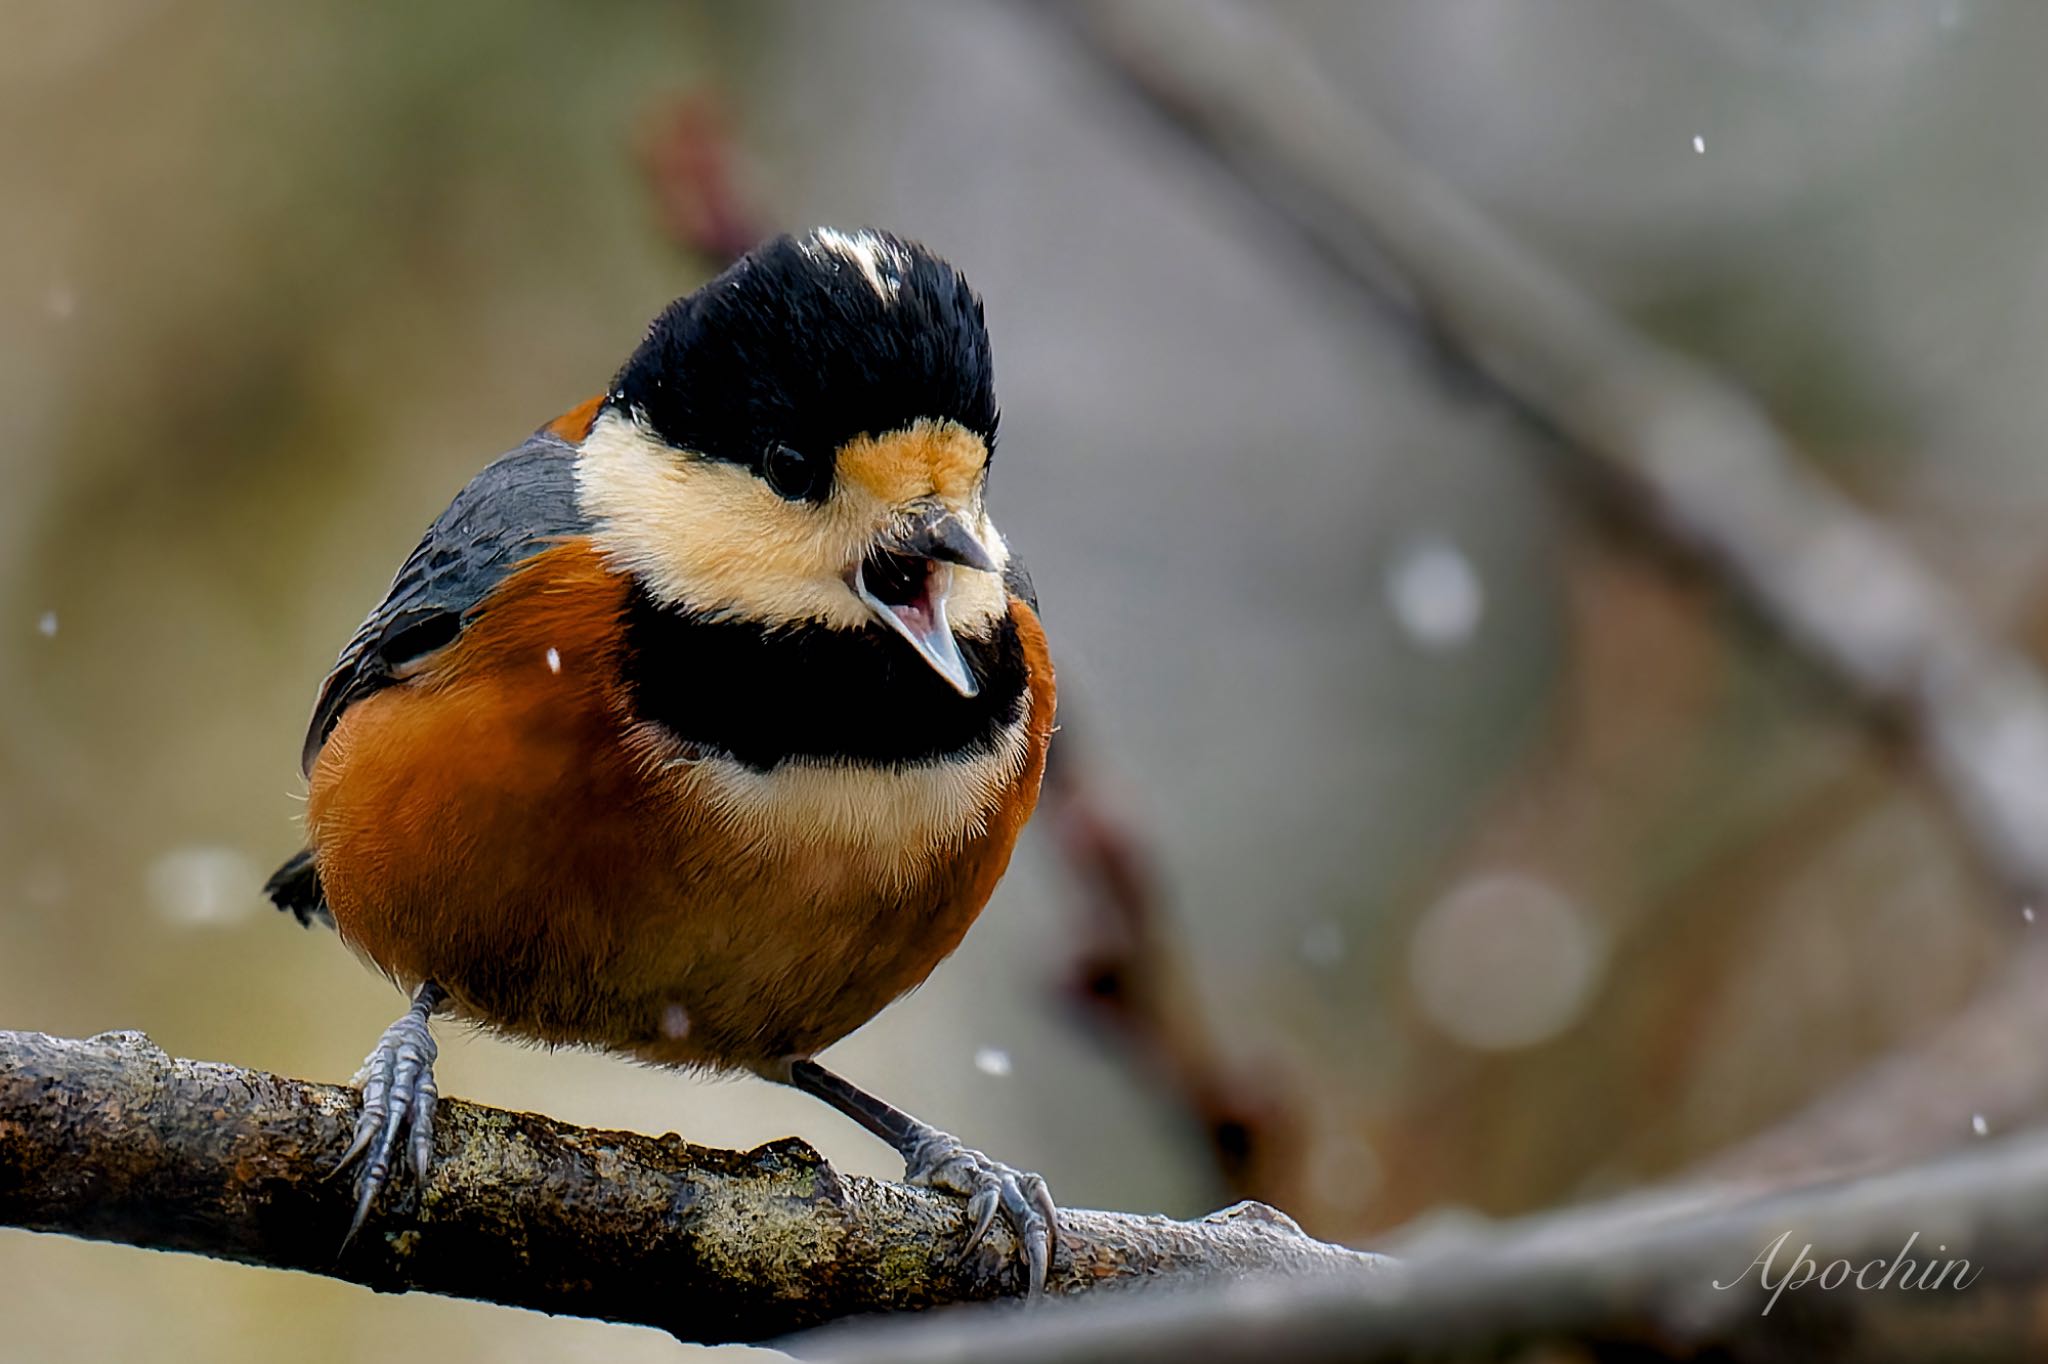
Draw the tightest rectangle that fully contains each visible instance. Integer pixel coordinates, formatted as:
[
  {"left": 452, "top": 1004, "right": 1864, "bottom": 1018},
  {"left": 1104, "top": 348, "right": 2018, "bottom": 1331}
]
[{"left": 848, "top": 504, "right": 999, "bottom": 698}]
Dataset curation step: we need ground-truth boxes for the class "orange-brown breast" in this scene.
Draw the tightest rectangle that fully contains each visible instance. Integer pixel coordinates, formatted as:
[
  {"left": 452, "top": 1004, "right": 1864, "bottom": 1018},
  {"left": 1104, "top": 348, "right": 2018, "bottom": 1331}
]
[{"left": 306, "top": 540, "right": 1056, "bottom": 1073}]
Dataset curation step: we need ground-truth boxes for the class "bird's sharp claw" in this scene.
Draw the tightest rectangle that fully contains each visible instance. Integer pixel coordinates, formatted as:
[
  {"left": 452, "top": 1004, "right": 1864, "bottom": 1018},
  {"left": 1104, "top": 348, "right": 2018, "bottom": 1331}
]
[
  {"left": 1025, "top": 1225, "right": 1050, "bottom": 1298},
  {"left": 333, "top": 993, "right": 441, "bottom": 1248},
  {"left": 1031, "top": 1177, "right": 1059, "bottom": 1241},
  {"left": 327, "top": 1127, "right": 372, "bottom": 1182},
  {"left": 901, "top": 1128, "right": 1059, "bottom": 1296},
  {"left": 341, "top": 1173, "right": 380, "bottom": 1251},
  {"left": 962, "top": 1186, "right": 1000, "bottom": 1254},
  {"left": 1023, "top": 1175, "right": 1057, "bottom": 1297}
]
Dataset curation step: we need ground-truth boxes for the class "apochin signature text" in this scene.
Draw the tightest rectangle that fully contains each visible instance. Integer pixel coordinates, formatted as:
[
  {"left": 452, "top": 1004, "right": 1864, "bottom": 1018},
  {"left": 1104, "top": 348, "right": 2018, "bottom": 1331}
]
[{"left": 1715, "top": 1231, "right": 1982, "bottom": 1315}]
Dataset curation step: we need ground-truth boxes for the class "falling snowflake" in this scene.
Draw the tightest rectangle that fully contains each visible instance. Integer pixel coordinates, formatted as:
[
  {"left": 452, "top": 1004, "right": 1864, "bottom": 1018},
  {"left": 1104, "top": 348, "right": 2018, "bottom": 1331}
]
[{"left": 1385, "top": 536, "right": 1484, "bottom": 653}]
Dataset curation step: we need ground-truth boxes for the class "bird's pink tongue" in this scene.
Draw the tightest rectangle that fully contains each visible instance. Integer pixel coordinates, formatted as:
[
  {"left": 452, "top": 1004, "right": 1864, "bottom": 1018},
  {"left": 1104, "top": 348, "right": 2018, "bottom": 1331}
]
[{"left": 889, "top": 591, "right": 937, "bottom": 638}]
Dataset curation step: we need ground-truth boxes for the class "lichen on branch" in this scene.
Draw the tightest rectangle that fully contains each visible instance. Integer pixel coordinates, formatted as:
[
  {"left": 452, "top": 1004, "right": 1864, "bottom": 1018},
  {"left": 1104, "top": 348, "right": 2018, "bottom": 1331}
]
[{"left": 0, "top": 1029, "right": 1386, "bottom": 1344}]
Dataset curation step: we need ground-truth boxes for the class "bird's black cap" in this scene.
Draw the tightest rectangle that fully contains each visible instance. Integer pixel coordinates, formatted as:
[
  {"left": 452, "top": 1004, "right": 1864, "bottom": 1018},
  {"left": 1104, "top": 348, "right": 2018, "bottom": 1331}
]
[{"left": 611, "top": 229, "right": 998, "bottom": 497}]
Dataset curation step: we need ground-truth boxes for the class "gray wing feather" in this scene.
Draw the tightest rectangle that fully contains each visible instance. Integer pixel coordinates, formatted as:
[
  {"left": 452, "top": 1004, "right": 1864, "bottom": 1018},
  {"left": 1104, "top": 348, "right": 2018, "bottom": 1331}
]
[
  {"left": 1003, "top": 553, "right": 1038, "bottom": 614},
  {"left": 299, "top": 430, "right": 590, "bottom": 774}
]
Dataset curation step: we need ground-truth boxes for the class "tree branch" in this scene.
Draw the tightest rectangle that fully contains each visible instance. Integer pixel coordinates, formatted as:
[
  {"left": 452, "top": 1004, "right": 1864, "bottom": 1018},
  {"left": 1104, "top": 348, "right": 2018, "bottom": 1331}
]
[
  {"left": 0, "top": 1030, "right": 1386, "bottom": 1344},
  {"left": 805, "top": 1132, "right": 2048, "bottom": 1363}
]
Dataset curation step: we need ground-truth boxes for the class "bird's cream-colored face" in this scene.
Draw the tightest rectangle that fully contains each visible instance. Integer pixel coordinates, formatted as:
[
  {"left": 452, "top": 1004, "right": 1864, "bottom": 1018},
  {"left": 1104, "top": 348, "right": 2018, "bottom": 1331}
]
[{"left": 577, "top": 407, "right": 1012, "bottom": 678}]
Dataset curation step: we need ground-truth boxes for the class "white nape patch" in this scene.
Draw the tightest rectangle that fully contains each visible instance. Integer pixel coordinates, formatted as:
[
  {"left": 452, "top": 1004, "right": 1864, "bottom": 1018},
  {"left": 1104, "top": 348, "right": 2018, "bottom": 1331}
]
[
  {"left": 637, "top": 715, "right": 1033, "bottom": 882},
  {"left": 804, "top": 228, "right": 906, "bottom": 302}
]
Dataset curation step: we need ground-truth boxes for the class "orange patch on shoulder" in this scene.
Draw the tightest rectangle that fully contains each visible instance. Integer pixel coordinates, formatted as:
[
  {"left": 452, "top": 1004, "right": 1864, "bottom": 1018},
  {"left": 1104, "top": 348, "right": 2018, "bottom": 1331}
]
[{"left": 543, "top": 393, "right": 608, "bottom": 443}]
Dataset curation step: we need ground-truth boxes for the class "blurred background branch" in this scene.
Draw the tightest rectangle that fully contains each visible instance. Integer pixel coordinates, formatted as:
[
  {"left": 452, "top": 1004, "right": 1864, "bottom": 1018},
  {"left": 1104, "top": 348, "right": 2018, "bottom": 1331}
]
[
  {"left": 1035, "top": 0, "right": 2048, "bottom": 1192},
  {"left": 808, "top": 1129, "right": 2048, "bottom": 1363}
]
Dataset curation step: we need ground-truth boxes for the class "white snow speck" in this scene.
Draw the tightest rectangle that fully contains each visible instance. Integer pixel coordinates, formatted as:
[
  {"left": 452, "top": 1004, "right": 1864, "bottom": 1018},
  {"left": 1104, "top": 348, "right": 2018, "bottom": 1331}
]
[
  {"left": 1386, "top": 535, "right": 1484, "bottom": 652},
  {"left": 659, "top": 1003, "right": 691, "bottom": 1040},
  {"left": 2024, "top": 906, "right": 2036, "bottom": 923},
  {"left": 1692, "top": 135, "right": 1706, "bottom": 154},
  {"left": 545, "top": 647, "right": 561, "bottom": 674},
  {"left": 973, "top": 1046, "right": 1013, "bottom": 1078},
  {"left": 1973, "top": 1113, "right": 1990, "bottom": 1137},
  {"left": 36, "top": 611, "right": 58, "bottom": 638}
]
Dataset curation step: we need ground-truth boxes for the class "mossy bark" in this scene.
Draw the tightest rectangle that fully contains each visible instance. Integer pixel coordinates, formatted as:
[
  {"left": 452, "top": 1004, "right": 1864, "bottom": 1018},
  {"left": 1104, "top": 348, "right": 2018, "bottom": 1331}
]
[{"left": 0, "top": 1030, "right": 1387, "bottom": 1343}]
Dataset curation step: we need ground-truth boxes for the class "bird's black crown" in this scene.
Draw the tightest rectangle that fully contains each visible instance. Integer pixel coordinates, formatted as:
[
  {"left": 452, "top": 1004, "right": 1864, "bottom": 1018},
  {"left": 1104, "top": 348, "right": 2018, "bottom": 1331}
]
[{"left": 611, "top": 230, "right": 998, "bottom": 499}]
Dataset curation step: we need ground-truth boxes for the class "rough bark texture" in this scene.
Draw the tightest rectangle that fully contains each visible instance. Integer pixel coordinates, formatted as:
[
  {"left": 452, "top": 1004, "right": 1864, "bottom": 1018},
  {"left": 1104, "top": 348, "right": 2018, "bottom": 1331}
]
[{"left": 0, "top": 1030, "right": 1387, "bottom": 1344}]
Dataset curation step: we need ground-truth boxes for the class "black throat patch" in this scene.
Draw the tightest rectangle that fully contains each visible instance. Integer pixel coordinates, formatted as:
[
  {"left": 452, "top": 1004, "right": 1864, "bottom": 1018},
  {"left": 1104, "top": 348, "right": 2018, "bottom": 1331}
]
[{"left": 619, "top": 586, "right": 1029, "bottom": 770}]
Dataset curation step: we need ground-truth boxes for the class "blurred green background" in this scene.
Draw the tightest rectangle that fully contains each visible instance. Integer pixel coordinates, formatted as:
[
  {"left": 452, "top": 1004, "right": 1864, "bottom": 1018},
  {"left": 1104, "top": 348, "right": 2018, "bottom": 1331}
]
[{"left": 8, "top": 0, "right": 2048, "bottom": 1358}]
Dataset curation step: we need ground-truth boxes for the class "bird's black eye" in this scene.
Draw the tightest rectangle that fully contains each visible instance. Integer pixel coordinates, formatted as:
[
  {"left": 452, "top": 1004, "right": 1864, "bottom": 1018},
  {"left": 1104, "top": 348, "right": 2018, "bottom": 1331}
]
[{"left": 764, "top": 442, "right": 820, "bottom": 501}]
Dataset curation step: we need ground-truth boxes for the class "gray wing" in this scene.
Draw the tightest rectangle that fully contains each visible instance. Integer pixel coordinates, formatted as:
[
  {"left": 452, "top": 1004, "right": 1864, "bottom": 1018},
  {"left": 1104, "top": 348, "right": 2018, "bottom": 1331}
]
[
  {"left": 1003, "top": 554, "right": 1038, "bottom": 614},
  {"left": 299, "top": 430, "right": 590, "bottom": 775}
]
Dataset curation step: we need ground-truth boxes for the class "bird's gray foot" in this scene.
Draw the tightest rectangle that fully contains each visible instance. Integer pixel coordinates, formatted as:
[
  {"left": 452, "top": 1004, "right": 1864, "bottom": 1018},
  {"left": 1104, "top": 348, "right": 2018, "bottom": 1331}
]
[
  {"left": 332, "top": 981, "right": 444, "bottom": 1246},
  {"left": 902, "top": 1124, "right": 1059, "bottom": 1296},
  {"left": 783, "top": 1058, "right": 1060, "bottom": 1296}
]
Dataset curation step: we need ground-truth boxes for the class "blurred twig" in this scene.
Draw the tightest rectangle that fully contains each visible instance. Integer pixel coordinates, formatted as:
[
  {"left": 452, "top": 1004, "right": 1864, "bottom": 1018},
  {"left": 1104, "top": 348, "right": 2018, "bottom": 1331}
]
[
  {"left": 1040, "top": 736, "right": 1309, "bottom": 1206},
  {"left": 0, "top": 1030, "right": 1387, "bottom": 1344},
  {"left": 1694, "top": 944, "right": 2048, "bottom": 1183},
  {"left": 803, "top": 1132, "right": 2048, "bottom": 1363},
  {"left": 636, "top": 93, "right": 760, "bottom": 265},
  {"left": 1035, "top": 0, "right": 2048, "bottom": 1182}
]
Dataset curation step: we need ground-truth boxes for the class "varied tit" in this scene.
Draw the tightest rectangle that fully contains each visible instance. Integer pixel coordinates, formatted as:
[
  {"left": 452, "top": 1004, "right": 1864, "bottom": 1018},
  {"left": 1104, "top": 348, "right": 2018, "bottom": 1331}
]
[{"left": 264, "top": 228, "right": 1060, "bottom": 1292}]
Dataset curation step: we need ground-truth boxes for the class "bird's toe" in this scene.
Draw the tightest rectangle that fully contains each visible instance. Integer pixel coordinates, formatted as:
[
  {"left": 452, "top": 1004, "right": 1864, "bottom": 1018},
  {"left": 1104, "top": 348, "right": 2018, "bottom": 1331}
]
[
  {"left": 904, "top": 1129, "right": 1059, "bottom": 1296},
  {"left": 332, "top": 995, "right": 441, "bottom": 1247}
]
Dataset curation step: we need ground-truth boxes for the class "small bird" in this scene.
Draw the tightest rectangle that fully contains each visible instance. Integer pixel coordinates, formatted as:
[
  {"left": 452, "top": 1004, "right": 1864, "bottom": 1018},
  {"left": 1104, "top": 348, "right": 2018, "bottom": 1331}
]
[{"left": 265, "top": 228, "right": 1060, "bottom": 1291}]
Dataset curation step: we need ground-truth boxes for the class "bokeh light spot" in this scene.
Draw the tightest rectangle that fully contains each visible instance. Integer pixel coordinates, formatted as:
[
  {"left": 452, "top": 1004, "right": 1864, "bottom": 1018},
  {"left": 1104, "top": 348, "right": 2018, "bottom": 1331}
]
[
  {"left": 1385, "top": 535, "right": 1484, "bottom": 653},
  {"left": 146, "top": 846, "right": 259, "bottom": 929},
  {"left": 1408, "top": 873, "right": 1606, "bottom": 1051}
]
